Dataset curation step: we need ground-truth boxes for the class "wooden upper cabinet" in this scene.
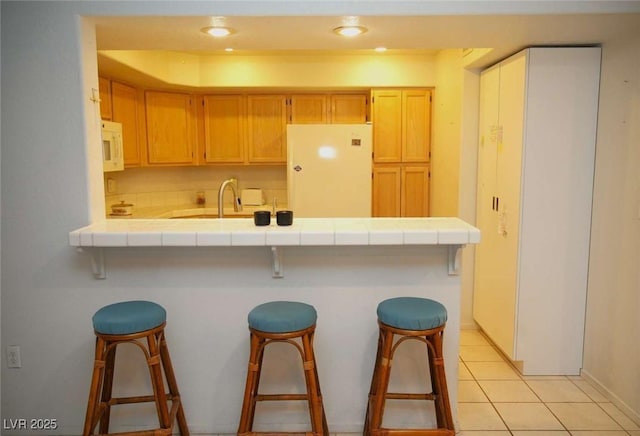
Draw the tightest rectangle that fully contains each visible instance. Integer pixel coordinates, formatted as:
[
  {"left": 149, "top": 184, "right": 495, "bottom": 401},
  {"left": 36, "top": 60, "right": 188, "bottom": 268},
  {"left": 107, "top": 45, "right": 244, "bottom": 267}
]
[
  {"left": 111, "top": 81, "right": 141, "bottom": 167},
  {"left": 402, "top": 89, "right": 432, "bottom": 162},
  {"left": 331, "top": 94, "right": 368, "bottom": 124},
  {"left": 372, "top": 89, "right": 432, "bottom": 163},
  {"left": 203, "top": 95, "right": 245, "bottom": 163},
  {"left": 145, "top": 91, "right": 195, "bottom": 165},
  {"left": 247, "top": 95, "right": 288, "bottom": 163},
  {"left": 372, "top": 90, "right": 403, "bottom": 162},
  {"left": 290, "top": 93, "right": 368, "bottom": 124},
  {"left": 290, "top": 95, "right": 327, "bottom": 124},
  {"left": 98, "top": 77, "right": 112, "bottom": 120}
]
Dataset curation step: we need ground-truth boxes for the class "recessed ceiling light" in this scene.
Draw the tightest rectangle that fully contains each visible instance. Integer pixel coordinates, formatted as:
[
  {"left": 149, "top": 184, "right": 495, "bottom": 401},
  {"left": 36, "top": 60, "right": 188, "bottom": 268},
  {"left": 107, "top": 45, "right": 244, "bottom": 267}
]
[
  {"left": 201, "top": 26, "right": 235, "bottom": 38},
  {"left": 333, "top": 26, "right": 367, "bottom": 37},
  {"left": 374, "top": 47, "right": 387, "bottom": 52},
  {"left": 225, "top": 48, "right": 234, "bottom": 52}
]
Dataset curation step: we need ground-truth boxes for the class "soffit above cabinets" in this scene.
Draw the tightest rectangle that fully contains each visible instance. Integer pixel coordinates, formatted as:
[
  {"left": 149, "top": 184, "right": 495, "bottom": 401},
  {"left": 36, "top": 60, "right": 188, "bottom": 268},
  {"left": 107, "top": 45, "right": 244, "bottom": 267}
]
[{"left": 93, "top": 13, "right": 640, "bottom": 69}]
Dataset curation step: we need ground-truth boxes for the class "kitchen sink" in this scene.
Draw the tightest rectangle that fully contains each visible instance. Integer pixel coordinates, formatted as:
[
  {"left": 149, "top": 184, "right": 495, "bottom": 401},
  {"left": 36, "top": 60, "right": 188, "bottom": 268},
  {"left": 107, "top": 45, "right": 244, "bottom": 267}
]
[{"left": 169, "top": 214, "right": 253, "bottom": 219}]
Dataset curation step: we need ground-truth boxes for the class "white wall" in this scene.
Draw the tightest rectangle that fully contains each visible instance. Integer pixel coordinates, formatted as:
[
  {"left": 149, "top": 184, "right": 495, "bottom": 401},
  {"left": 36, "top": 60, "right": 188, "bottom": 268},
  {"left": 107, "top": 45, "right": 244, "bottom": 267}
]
[
  {"left": 2, "top": 1, "right": 639, "bottom": 434},
  {"left": 582, "top": 34, "right": 640, "bottom": 422}
]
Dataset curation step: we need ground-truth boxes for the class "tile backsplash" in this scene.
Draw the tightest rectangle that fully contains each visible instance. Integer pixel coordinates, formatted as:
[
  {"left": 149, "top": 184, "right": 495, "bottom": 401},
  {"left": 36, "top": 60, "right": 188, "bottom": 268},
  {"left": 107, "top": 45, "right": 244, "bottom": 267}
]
[{"left": 104, "top": 166, "right": 287, "bottom": 211}]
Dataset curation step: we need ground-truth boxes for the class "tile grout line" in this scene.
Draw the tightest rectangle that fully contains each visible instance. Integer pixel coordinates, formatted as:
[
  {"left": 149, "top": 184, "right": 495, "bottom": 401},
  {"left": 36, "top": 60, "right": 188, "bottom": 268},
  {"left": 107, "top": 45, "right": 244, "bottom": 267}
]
[{"left": 459, "top": 330, "right": 637, "bottom": 435}]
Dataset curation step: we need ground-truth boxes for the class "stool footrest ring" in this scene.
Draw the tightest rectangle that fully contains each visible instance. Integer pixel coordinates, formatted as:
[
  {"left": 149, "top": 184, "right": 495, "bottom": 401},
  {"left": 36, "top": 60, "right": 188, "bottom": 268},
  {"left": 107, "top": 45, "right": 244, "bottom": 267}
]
[
  {"left": 385, "top": 393, "right": 436, "bottom": 400},
  {"left": 255, "top": 393, "right": 309, "bottom": 401}
]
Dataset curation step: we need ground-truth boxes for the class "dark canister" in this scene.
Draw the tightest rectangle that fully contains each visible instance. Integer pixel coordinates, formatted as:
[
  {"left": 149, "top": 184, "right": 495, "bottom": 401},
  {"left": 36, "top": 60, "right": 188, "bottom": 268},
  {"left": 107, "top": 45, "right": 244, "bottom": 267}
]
[
  {"left": 276, "top": 210, "right": 293, "bottom": 226},
  {"left": 254, "top": 210, "right": 271, "bottom": 226}
]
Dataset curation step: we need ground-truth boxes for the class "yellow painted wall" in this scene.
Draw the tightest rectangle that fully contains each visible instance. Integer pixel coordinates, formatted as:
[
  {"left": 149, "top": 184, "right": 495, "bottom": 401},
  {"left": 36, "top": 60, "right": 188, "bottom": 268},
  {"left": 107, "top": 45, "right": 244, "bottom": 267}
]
[
  {"left": 431, "top": 49, "right": 463, "bottom": 216},
  {"left": 100, "top": 50, "right": 437, "bottom": 88}
]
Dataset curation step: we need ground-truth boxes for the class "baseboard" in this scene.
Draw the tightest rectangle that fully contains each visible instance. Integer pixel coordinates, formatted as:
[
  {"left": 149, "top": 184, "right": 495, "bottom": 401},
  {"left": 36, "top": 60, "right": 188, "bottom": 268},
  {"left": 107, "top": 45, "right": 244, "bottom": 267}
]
[{"left": 581, "top": 369, "right": 640, "bottom": 426}]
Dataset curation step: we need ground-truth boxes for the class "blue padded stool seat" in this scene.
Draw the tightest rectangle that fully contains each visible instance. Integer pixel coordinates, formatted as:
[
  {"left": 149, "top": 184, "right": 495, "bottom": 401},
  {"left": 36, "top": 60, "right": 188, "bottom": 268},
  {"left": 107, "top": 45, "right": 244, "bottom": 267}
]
[
  {"left": 248, "top": 301, "right": 317, "bottom": 333},
  {"left": 92, "top": 300, "right": 167, "bottom": 335},
  {"left": 377, "top": 297, "right": 447, "bottom": 331}
]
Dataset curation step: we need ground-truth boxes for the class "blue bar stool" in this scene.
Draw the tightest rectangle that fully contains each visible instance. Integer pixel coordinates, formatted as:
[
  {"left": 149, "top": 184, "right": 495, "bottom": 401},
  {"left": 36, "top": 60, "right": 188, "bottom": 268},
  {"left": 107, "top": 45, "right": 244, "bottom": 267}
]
[
  {"left": 237, "top": 301, "right": 329, "bottom": 436},
  {"left": 82, "top": 301, "right": 189, "bottom": 436},
  {"left": 364, "top": 297, "right": 455, "bottom": 436}
]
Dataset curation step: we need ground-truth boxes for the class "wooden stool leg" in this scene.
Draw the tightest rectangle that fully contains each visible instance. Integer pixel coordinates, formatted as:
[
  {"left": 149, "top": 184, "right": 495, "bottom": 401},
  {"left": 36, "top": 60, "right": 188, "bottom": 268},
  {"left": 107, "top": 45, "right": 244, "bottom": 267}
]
[
  {"left": 364, "top": 329, "right": 385, "bottom": 436},
  {"left": 146, "top": 331, "right": 171, "bottom": 430},
  {"left": 159, "top": 334, "right": 190, "bottom": 436},
  {"left": 98, "top": 343, "right": 117, "bottom": 434},
  {"left": 368, "top": 327, "right": 395, "bottom": 432},
  {"left": 238, "top": 332, "right": 264, "bottom": 435},
  {"left": 83, "top": 337, "right": 107, "bottom": 436},
  {"left": 310, "top": 348, "right": 329, "bottom": 436},
  {"left": 301, "top": 331, "right": 327, "bottom": 436},
  {"left": 427, "top": 331, "right": 454, "bottom": 431}
]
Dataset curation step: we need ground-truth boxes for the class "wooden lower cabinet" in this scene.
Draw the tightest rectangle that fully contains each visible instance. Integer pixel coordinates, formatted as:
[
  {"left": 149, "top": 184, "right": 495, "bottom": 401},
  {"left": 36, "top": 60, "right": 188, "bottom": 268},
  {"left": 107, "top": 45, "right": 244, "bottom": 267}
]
[
  {"left": 372, "top": 165, "right": 429, "bottom": 217},
  {"left": 372, "top": 167, "right": 401, "bottom": 217},
  {"left": 401, "top": 166, "right": 430, "bottom": 217}
]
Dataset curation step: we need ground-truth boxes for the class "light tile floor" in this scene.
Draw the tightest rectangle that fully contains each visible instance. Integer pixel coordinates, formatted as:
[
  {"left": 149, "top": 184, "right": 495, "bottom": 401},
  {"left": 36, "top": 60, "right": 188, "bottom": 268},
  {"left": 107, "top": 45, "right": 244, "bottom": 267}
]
[{"left": 457, "top": 329, "right": 640, "bottom": 436}]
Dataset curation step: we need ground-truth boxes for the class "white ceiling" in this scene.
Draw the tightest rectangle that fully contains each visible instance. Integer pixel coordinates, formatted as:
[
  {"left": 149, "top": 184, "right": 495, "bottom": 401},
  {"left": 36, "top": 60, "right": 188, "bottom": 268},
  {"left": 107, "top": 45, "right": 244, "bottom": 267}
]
[{"left": 94, "top": 13, "right": 640, "bottom": 65}]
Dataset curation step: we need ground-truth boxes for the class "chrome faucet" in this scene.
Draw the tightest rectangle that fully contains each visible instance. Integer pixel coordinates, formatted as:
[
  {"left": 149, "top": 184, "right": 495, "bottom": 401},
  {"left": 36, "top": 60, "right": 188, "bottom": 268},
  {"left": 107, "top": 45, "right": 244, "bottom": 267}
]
[{"left": 217, "top": 177, "right": 242, "bottom": 218}]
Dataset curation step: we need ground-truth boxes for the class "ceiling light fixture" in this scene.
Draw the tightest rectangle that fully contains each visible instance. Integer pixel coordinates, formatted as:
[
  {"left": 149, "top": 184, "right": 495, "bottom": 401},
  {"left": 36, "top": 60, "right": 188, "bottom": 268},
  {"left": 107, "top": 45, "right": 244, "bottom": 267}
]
[
  {"left": 374, "top": 47, "right": 387, "bottom": 52},
  {"left": 201, "top": 26, "right": 235, "bottom": 38},
  {"left": 333, "top": 25, "right": 367, "bottom": 37}
]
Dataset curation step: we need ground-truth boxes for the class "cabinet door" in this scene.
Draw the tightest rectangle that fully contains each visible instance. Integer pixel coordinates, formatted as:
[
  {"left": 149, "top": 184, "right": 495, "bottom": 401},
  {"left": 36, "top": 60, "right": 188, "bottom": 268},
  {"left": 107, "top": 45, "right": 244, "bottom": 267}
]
[
  {"left": 111, "top": 81, "right": 141, "bottom": 166},
  {"left": 473, "top": 55, "right": 526, "bottom": 360},
  {"left": 372, "top": 166, "right": 401, "bottom": 217},
  {"left": 98, "top": 77, "right": 112, "bottom": 120},
  {"left": 247, "top": 95, "right": 288, "bottom": 163},
  {"left": 473, "top": 64, "right": 514, "bottom": 357},
  {"left": 203, "top": 95, "right": 245, "bottom": 163},
  {"left": 331, "top": 94, "right": 368, "bottom": 124},
  {"left": 402, "top": 89, "right": 431, "bottom": 162},
  {"left": 372, "top": 90, "right": 402, "bottom": 163},
  {"left": 401, "top": 166, "right": 430, "bottom": 217},
  {"left": 145, "top": 91, "right": 195, "bottom": 165},
  {"left": 290, "top": 95, "right": 327, "bottom": 124}
]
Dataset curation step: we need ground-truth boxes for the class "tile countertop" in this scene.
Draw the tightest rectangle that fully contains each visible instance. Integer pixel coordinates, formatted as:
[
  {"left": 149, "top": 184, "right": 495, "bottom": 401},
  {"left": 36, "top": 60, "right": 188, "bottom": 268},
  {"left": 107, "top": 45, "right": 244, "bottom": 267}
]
[{"left": 69, "top": 217, "right": 480, "bottom": 247}]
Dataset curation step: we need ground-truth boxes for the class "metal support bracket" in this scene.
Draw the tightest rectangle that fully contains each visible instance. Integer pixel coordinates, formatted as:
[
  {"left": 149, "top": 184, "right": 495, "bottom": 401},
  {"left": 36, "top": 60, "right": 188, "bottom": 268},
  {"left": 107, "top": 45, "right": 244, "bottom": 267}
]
[
  {"left": 271, "top": 246, "right": 284, "bottom": 278},
  {"left": 78, "top": 247, "right": 106, "bottom": 279},
  {"left": 448, "top": 245, "right": 464, "bottom": 276}
]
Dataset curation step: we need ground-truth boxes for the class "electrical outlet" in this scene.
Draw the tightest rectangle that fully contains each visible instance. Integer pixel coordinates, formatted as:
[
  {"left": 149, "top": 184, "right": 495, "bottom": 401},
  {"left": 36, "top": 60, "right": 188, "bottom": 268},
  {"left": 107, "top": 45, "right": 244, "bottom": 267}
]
[
  {"left": 107, "top": 178, "right": 117, "bottom": 194},
  {"left": 7, "top": 345, "right": 21, "bottom": 368}
]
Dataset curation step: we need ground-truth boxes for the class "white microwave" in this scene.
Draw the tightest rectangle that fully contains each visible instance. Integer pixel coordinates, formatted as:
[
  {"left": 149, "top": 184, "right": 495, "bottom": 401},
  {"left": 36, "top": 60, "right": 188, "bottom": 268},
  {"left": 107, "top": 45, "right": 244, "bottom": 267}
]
[{"left": 101, "top": 120, "right": 124, "bottom": 172}]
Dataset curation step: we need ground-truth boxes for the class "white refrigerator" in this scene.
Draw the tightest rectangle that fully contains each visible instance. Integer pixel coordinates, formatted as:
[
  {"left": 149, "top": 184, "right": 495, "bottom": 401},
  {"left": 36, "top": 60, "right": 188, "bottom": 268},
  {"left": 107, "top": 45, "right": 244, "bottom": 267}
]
[{"left": 287, "top": 124, "right": 372, "bottom": 217}]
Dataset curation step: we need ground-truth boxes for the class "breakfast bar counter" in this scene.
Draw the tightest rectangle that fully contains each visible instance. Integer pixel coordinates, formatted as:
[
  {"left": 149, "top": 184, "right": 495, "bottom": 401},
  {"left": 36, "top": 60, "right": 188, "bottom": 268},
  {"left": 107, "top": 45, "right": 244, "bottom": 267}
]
[
  {"left": 70, "top": 217, "right": 479, "bottom": 248},
  {"left": 68, "top": 217, "right": 479, "bottom": 433}
]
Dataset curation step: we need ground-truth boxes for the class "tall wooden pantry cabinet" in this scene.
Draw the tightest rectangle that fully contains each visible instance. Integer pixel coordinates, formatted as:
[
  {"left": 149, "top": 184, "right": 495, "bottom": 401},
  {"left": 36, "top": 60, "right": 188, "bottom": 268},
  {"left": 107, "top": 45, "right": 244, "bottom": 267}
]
[{"left": 473, "top": 47, "right": 601, "bottom": 375}]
